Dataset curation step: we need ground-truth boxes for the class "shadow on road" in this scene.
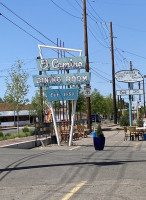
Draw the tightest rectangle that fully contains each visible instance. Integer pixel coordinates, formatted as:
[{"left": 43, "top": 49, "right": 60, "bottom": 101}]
[{"left": 1, "top": 159, "right": 146, "bottom": 172}]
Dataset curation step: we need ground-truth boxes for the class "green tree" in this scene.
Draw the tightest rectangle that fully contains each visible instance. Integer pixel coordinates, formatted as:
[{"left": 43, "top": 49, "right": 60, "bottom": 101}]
[
  {"left": 0, "top": 97, "right": 4, "bottom": 103},
  {"left": 76, "top": 91, "right": 86, "bottom": 120},
  {"left": 91, "top": 89, "right": 105, "bottom": 115},
  {"left": 4, "top": 60, "right": 29, "bottom": 133},
  {"left": 30, "top": 90, "right": 48, "bottom": 123},
  {"left": 104, "top": 94, "right": 113, "bottom": 119}
]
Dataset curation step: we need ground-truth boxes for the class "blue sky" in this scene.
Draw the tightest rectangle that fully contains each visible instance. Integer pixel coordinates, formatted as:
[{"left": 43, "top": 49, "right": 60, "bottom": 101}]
[{"left": 0, "top": 0, "right": 146, "bottom": 104}]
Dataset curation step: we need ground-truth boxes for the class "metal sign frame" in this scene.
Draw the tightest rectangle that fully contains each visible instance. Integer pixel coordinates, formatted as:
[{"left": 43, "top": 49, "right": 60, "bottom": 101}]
[{"left": 38, "top": 45, "right": 83, "bottom": 146}]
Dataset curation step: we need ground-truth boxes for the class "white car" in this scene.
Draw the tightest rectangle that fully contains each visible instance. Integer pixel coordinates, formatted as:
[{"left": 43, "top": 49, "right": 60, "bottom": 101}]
[{"left": 143, "top": 120, "right": 146, "bottom": 127}]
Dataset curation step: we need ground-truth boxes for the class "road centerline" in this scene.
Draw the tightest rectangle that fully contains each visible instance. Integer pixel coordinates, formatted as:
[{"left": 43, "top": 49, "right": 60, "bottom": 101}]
[{"left": 61, "top": 181, "right": 87, "bottom": 200}]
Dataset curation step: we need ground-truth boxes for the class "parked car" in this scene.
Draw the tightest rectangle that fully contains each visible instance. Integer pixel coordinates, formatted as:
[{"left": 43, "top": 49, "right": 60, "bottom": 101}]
[
  {"left": 143, "top": 120, "right": 146, "bottom": 127},
  {"left": 91, "top": 114, "right": 101, "bottom": 123}
]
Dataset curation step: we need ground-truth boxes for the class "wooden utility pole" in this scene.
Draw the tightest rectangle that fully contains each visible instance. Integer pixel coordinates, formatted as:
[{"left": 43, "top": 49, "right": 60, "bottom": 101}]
[
  {"left": 110, "top": 22, "right": 117, "bottom": 124},
  {"left": 83, "top": 0, "right": 91, "bottom": 131},
  {"left": 130, "top": 61, "right": 134, "bottom": 101},
  {"left": 37, "top": 56, "right": 44, "bottom": 124}
]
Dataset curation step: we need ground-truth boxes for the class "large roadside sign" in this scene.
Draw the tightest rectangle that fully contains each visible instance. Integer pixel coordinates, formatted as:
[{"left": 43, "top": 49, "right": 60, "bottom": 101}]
[
  {"left": 117, "top": 89, "right": 143, "bottom": 96},
  {"left": 115, "top": 69, "right": 143, "bottom": 83},
  {"left": 33, "top": 72, "right": 91, "bottom": 87},
  {"left": 46, "top": 88, "right": 79, "bottom": 101},
  {"left": 36, "top": 56, "right": 86, "bottom": 71}
]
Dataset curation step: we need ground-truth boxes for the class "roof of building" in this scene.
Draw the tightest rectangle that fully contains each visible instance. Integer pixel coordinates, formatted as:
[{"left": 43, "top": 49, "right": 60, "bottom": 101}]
[{"left": 0, "top": 103, "right": 30, "bottom": 112}]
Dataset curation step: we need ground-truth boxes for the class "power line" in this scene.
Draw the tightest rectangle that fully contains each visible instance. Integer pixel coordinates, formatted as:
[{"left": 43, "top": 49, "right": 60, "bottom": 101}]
[
  {"left": 91, "top": 66, "right": 111, "bottom": 77},
  {"left": 90, "top": 67, "right": 110, "bottom": 82},
  {"left": 88, "top": 25, "right": 110, "bottom": 48},
  {"left": 1, "top": 13, "right": 46, "bottom": 45},
  {"left": 75, "top": 0, "right": 82, "bottom": 10},
  {"left": 86, "top": 0, "right": 107, "bottom": 23},
  {"left": 50, "top": 0, "right": 81, "bottom": 19},
  {"left": 66, "top": 0, "right": 82, "bottom": 14},
  {"left": 118, "top": 48, "right": 146, "bottom": 60},
  {"left": 0, "top": 2, "right": 57, "bottom": 45},
  {"left": 0, "top": 3, "right": 76, "bottom": 57}
]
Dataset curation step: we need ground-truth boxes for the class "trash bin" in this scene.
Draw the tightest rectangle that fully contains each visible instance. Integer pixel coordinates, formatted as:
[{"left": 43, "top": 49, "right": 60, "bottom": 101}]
[
  {"left": 51, "top": 135, "right": 57, "bottom": 144},
  {"left": 143, "top": 133, "right": 146, "bottom": 141},
  {"left": 92, "top": 132, "right": 96, "bottom": 137}
]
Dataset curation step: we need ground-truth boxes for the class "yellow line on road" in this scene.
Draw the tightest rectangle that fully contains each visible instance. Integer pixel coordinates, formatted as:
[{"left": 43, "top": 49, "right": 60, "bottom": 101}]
[
  {"left": 61, "top": 181, "right": 87, "bottom": 200},
  {"left": 69, "top": 146, "right": 81, "bottom": 151},
  {"left": 133, "top": 141, "right": 139, "bottom": 150}
]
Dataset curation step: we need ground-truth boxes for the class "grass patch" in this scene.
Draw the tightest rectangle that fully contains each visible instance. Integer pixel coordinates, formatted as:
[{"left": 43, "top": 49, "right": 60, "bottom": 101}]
[{"left": 0, "top": 131, "right": 34, "bottom": 141}]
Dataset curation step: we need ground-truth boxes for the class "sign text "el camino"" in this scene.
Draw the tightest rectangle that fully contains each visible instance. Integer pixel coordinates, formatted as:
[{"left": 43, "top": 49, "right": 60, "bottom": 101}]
[
  {"left": 36, "top": 56, "right": 86, "bottom": 71},
  {"left": 33, "top": 72, "right": 91, "bottom": 87}
]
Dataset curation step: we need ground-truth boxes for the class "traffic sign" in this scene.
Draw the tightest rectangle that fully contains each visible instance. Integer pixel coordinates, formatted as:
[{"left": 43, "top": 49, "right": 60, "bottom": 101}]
[
  {"left": 84, "top": 85, "right": 91, "bottom": 97},
  {"left": 46, "top": 88, "right": 79, "bottom": 101},
  {"left": 33, "top": 72, "right": 91, "bottom": 87},
  {"left": 36, "top": 56, "right": 86, "bottom": 71},
  {"left": 117, "top": 89, "right": 143, "bottom": 96}
]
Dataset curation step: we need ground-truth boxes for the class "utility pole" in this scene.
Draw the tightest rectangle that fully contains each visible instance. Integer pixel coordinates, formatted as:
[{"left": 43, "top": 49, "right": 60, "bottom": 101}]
[
  {"left": 37, "top": 56, "right": 44, "bottom": 124},
  {"left": 129, "top": 61, "right": 133, "bottom": 126},
  {"left": 110, "top": 22, "right": 117, "bottom": 124},
  {"left": 83, "top": 0, "right": 91, "bottom": 131},
  {"left": 130, "top": 61, "right": 134, "bottom": 101}
]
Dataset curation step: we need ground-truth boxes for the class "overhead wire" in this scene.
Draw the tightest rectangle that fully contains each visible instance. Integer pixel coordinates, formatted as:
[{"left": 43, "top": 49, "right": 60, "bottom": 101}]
[
  {"left": 0, "top": 2, "right": 56, "bottom": 45},
  {"left": 50, "top": 0, "right": 81, "bottom": 19},
  {"left": 85, "top": 0, "right": 131, "bottom": 71},
  {"left": 88, "top": 25, "right": 110, "bottom": 48},
  {"left": 66, "top": 0, "right": 82, "bottom": 13},
  {"left": 0, "top": 2, "right": 75, "bottom": 57},
  {"left": 1, "top": 0, "right": 141, "bottom": 95},
  {"left": 1, "top": 14, "right": 46, "bottom": 45}
]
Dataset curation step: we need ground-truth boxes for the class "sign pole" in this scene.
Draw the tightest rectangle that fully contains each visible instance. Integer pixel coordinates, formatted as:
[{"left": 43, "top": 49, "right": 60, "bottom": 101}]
[
  {"left": 50, "top": 102, "right": 60, "bottom": 146},
  {"left": 69, "top": 100, "right": 77, "bottom": 146},
  {"left": 128, "top": 83, "right": 132, "bottom": 126}
]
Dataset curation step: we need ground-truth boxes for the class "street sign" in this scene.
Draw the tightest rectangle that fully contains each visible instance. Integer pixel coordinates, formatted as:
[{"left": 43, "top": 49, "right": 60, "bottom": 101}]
[
  {"left": 84, "top": 85, "right": 91, "bottom": 97},
  {"left": 46, "top": 88, "right": 79, "bottom": 101},
  {"left": 36, "top": 56, "right": 86, "bottom": 71},
  {"left": 115, "top": 69, "right": 143, "bottom": 83},
  {"left": 33, "top": 72, "right": 91, "bottom": 87},
  {"left": 117, "top": 89, "right": 143, "bottom": 96}
]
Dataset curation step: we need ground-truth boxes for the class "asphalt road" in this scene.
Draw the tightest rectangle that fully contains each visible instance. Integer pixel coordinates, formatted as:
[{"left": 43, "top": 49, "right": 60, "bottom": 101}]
[{"left": 0, "top": 125, "right": 146, "bottom": 200}]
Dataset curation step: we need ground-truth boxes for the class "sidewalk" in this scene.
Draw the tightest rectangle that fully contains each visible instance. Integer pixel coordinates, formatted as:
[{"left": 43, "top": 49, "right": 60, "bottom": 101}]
[{"left": 0, "top": 123, "right": 122, "bottom": 149}]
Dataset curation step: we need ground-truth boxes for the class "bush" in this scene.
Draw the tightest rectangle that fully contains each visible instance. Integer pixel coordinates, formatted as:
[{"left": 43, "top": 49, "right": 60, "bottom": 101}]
[
  {"left": 119, "top": 112, "right": 129, "bottom": 127},
  {"left": 22, "top": 127, "right": 30, "bottom": 132},
  {"left": 5, "top": 133, "right": 11, "bottom": 137},
  {"left": 96, "top": 123, "right": 104, "bottom": 137},
  {"left": 136, "top": 117, "right": 144, "bottom": 127},
  {"left": 30, "top": 130, "right": 35, "bottom": 135},
  {"left": 0, "top": 131, "right": 4, "bottom": 137},
  {"left": 24, "top": 132, "right": 31, "bottom": 137}
]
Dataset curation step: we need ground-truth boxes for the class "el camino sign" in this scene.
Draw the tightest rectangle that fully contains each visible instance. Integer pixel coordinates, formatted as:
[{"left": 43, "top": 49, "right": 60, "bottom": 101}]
[
  {"left": 115, "top": 69, "right": 143, "bottom": 83},
  {"left": 33, "top": 72, "right": 91, "bottom": 87},
  {"left": 36, "top": 56, "right": 86, "bottom": 71}
]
